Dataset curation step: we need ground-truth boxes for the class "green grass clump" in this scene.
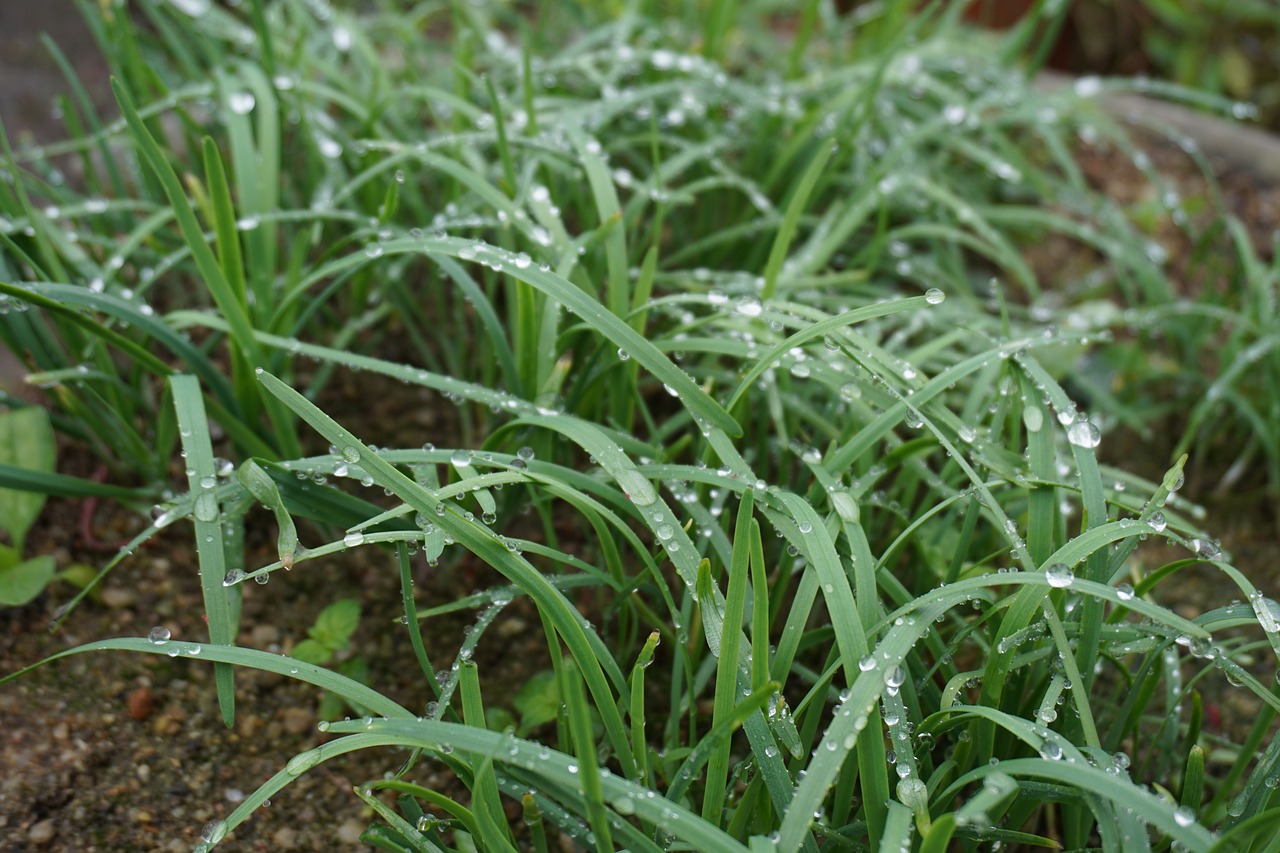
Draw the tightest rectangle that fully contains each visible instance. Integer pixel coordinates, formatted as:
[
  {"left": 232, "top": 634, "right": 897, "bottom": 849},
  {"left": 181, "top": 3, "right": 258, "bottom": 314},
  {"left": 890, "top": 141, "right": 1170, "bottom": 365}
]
[{"left": 3, "top": 1, "right": 1280, "bottom": 851}]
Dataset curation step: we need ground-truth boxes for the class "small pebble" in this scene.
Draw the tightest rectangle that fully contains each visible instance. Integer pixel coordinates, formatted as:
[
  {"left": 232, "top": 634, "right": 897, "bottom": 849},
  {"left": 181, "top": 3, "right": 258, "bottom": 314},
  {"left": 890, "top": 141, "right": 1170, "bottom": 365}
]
[
  {"left": 272, "top": 827, "right": 298, "bottom": 850},
  {"left": 280, "top": 707, "right": 313, "bottom": 736},
  {"left": 101, "top": 587, "right": 136, "bottom": 608},
  {"left": 28, "top": 819, "right": 57, "bottom": 845},
  {"left": 127, "top": 687, "right": 154, "bottom": 722},
  {"left": 337, "top": 819, "right": 364, "bottom": 844},
  {"left": 249, "top": 624, "right": 280, "bottom": 646}
]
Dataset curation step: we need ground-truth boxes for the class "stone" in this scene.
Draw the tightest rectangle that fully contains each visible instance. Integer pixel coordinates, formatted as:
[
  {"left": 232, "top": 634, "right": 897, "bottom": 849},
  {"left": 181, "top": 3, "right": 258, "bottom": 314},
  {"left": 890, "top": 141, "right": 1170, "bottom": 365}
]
[{"left": 28, "top": 819, "right": 56, "bottom": 845}]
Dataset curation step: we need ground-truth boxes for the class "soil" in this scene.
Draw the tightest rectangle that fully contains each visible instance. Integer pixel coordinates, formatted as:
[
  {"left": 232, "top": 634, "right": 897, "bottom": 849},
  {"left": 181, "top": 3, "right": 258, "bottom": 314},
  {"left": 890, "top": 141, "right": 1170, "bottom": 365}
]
[{"left": 3, "top": 8, "right": 1280, "bottom": 853}]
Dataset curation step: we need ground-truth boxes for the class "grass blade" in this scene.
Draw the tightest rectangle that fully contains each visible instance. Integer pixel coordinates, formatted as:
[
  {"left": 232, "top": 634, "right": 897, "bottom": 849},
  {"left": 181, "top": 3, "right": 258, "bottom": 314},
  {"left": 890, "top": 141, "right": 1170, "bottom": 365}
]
[{"left": 171, "top": 374, "right": 238, "bottom": 727}]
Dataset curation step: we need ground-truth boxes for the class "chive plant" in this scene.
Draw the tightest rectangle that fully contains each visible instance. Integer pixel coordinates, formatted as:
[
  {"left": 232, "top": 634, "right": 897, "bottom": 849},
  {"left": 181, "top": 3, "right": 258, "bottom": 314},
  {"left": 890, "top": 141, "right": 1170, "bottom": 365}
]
[{"left": 2, "top": 0, "right": 1280, "bottom": 850}]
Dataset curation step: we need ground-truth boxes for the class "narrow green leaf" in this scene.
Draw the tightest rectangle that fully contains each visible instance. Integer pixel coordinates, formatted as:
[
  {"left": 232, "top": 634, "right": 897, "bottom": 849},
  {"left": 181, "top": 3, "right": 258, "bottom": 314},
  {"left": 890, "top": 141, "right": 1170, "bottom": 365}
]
[
  {"left": 561, "top": 662, "right": 613, "bottom": 852},
  {"left": 171, "top": 374, "right": 237, "bottom": 727},
  {"left": 703, "top": 492, "right": 754, "bottom": 823},
  {"left": 760, "top": 142, "right": 834, "bottom": 301}
]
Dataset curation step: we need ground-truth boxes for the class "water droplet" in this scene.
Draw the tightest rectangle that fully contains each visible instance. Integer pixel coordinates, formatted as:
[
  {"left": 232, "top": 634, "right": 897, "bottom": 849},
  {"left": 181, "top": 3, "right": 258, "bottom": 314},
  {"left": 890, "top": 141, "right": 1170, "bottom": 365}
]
[
  {"left": 228, "top": 91, "right": 255, "bottom": 114},
  {"left": 1191, "top": 538, "right": 1220, "bottom": 559},
  {"left": 151, "top": 504, "right": 179, "bottom": 529},
  {"left": 1253, "top": 594, "right": 1280, "bottom": 634},
  {"left": 200, "top": 819, "right": 226, "bottom": 844},
  {"left": 450, "top": 449, "right": 472, "bottom": 468},
  {"left": 1040, "top": 740, "right": 1063, "bottom": 760},
  {"left": 736, "top": 297, "right": 763, "bottom": 318},
  {"left": 317, "top": 135, "right": 342, "bottom": 159},
  {"left": 1074, "top": 76, "right": 1102, "bottom": 97},
  {"left": 896, "top": 778, "right": 928, "bottom": 808},
  {"left": 1173, "top": 806, "right": 1195, "bottom": 827},
  {"left": 148, "top": 626, "right": 171, "bottom": 644},
  {"left": 1067, "top": 420, "right": 1100, "bottom": 448},
  {"left": 924, "top": 288, "right": 945, "bottom": 305},
  {"left": 617, "top": 470, "right": 657, "bottom": 506},
  {"left": 1045, "top": 563, "right": 1074, "bottom": 588},
  {"left": 1023, "top": 407, "right": 1043, "bottom": 433},
  {"left": 1116, "top": 583, "right": 1135, "bottom": 601},
  {"left": 223, "top": 569, "right": 247, "bottom": 587},
  {"left": 344, "top": 531, "right": 365, "bottom": 547},
  {"left": 194, "top": 492, "right": 219, "bottom": 522},
  {"left": 1148, "top": 512, "right": 1167, "bottom": 533},
  {"left": 859, "top": 655, "right": 877, "bottom": 672},
  {"left": 285, "top": 751, "right": 319, "bottom": 776},
  {"left": 517, "top": 446, "right": 535, "bottom": 462},
  {"left": 885, "top": 665, "right": 907, "bottom": 688}
]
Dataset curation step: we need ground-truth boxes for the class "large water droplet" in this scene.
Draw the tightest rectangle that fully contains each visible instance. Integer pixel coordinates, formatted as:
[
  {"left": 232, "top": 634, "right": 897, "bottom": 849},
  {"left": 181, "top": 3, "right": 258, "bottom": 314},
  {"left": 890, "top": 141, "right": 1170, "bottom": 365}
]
[
  {"left": 1066, "top": 420, "right": 1100, "bottom": 448},
  {"left": 285, "top": 750, "right": 321, "bottom": 776},
  {"left": 1173, "top": 806, "right": 1195, "bottom": 827},
  {"left": 148, "top": 626, "right": 171, "bottom": 644},
  {"left": 1022, "top": 407, "right": 1043, "bottom": 433},
  {"left": 924, "top": 288, "right": 945, "bottom": 305},
  {"left": 228, "top": 92, "right": 256, "bottom": 114},
  {"left": 450, "top": 449, "right": 472, "bottom": 468},
  {"left": 1148, "top": 512, "right": 1167, "bottom": 533},
  {"left": 1044, "top": 563, "right": 1074, "bottom": 588},
  {"left": 1252, "top": 594, "right": 1280, "bottom": 634},
  {"left": 200, "top": 820, "right": 227, "bottom": 844},
  {"left": 1191, "top": 538, "right": 1220, "bottom": 559},
  {"left": 896, "top": 778, "right": 928, "bottom": 808},
  {"left": 193, "top": 492, "right": 219, "bottom": 522},
  {"left": 617, "top": 470, "right": 657, "bottom": 506},
  {"left": 343, "top": 531, "right": 365, "bottom": 547}
]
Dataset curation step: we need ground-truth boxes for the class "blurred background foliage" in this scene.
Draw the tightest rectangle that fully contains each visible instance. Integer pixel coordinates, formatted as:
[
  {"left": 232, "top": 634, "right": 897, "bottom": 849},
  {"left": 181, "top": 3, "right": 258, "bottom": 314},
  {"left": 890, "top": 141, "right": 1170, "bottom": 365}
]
[{"left": 846, "top": 0, "right": 1280, "bottom": 129}]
